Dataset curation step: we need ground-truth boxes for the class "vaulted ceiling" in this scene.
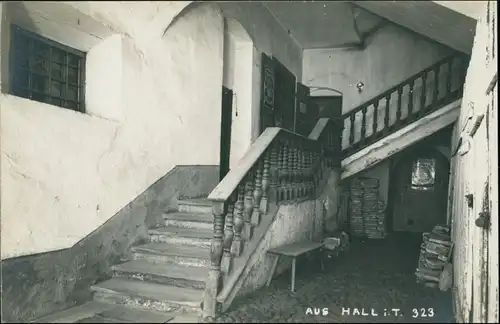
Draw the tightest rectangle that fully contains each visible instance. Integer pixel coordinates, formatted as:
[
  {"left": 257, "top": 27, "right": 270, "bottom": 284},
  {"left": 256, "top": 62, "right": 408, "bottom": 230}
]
[{"left": 263, "top": 1, "right": 478, "bottom": 54}]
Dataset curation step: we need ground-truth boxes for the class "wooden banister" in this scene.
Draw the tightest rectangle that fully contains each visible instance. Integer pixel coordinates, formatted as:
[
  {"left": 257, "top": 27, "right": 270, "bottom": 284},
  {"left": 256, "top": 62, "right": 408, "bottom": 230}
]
[
  {"left": 203, "top": 118, "right": 341, "bottom": 319},
  {"left": 342, "top": 53, "right": 469, "bottom": 158}
]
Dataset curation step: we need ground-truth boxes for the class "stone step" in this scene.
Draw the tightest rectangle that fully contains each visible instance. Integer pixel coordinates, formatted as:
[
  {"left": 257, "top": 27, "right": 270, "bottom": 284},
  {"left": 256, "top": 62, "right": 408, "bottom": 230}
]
[
  {"left": 91, "top": 278, "right": 203, "bottom": 314},
  {"left": 177, "top": 198, "right": 212, "bottom": 214},
  {"left": 163, "top": 212, "right": 212, "bottom": 230},
  {"left": 112, "top": 260, "right": 208, "bottom": 290},
  {"left": 33, "top": 302, "right": 179, "bottom": 323},
  {"left": 149, "top": 227, "right": 212, "bottom": 248},
  {"left": 131, "top": 243, "right": 210, "bottom": 268},
  {"left": 90, "top": 304, "right": 177, "bottom": 323}
]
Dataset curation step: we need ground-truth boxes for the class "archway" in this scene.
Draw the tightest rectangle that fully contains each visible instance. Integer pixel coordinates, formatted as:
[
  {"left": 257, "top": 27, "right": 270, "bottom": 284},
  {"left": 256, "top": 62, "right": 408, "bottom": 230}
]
[
  {"left": 388, "top": 147, "right": 450, "bottom": 234},
  {"left": 221, "top": 17, "right": 257, "bottom": 170}
]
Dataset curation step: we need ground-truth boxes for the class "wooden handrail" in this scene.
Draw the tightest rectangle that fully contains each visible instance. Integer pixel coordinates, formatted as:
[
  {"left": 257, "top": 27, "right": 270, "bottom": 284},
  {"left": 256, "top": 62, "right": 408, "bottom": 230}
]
[
  {"left": 344, "top": 54, "right": 469, "bottom": 117},
  {"left": 341, "top": 53, "right": 469, "bottom": 158}
]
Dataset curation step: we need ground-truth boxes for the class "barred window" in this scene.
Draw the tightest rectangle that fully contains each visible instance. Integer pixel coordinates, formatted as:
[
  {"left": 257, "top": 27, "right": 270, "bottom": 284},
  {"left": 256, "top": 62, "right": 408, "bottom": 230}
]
[{"left": 9, "top": 25, "right": 86, "bottom": 112}]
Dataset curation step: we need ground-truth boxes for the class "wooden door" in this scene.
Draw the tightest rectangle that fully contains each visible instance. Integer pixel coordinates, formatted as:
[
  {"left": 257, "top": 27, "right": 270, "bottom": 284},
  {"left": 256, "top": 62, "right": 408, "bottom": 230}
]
[
  {"left": 391, "top": 149, "right": 450, "bottom": 232},
  {"left": 219, "top": 86, "right": 233, "bottom": 181},
  {"left": 273, "top": 58, "right": 296, "bottom": 132},
  {"left": 259, "top": 53, "right": 275, "bottom": 134},
  {"left": 294, "top": 83, "right": 320, "bottom": 136}
]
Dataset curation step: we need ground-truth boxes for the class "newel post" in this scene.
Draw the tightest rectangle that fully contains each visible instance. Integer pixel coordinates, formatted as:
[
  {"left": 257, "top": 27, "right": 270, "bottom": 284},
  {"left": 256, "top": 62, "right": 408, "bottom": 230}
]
[{"left": 203, "top": 201, "right": 225, "bottom": 319}]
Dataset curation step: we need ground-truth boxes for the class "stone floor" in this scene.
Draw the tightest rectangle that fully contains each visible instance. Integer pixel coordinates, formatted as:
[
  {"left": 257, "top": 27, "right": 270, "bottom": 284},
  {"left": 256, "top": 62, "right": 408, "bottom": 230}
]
[{"left": 212, "top": 233, "right": 455, "bottom": 323}]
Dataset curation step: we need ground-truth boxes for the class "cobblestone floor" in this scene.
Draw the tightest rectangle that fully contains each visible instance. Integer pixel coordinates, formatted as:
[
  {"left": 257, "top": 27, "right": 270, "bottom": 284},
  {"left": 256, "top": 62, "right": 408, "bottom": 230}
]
[{"left": 213, "top": 233, "right": 454, "bottom": 323}]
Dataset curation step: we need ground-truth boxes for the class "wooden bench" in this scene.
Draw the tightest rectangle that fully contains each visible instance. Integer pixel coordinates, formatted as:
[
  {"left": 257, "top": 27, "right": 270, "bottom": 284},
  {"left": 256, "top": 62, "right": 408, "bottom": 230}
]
[{"left": 266, "top": 241, "right": 324, "bottom": 292}]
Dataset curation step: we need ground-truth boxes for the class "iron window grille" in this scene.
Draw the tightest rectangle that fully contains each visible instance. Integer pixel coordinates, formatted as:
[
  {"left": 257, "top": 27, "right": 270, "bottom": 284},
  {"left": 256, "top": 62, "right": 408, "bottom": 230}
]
[{"left": 9, "top": 25, "right": 86, "bottom": 113}]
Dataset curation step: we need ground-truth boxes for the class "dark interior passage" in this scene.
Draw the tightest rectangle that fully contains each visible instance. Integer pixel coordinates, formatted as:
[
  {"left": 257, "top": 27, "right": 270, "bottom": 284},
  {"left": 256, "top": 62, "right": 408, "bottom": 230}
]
[{"left": 214, "top": 234, "right": 454, "bottom": 323}]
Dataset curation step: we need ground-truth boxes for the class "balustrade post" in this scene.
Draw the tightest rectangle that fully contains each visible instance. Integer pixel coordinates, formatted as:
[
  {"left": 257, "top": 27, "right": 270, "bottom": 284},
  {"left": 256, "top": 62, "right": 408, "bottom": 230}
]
[
  {"left": 221, "top": 198, "right": 235, "bottom": 276},
  {"left": 230, "top": 185, "right": 244, "bottom": 256},
  {"left": 408, "top": 80, "right": 415, "bottom": 119},
  {"left": 278, "top": 143, "right": 286, "bottom": 202},
  {"left": 243, "top": 172, "right": 254, "bottom": 241},
  {"left": 433, "top": 65, "right": 440, "bottom": 104},
  {"left": 360, "top": 106, "right": 367, "bottom": 146},
  {"left": 269, "top": 143, "right": 279, "bottom": 204},
  {"left": 260, "top": 149, "right": 270, "bottom": 214},
  {"left": 251, "top": 161, "right": 263, "bottom": 226},
  {"left": 287, "top": 142, "right": 294, "bottom": 201},
  {"left": 446, "top": 58, "right": 453, "bottom": 95},
  {"left": 298, "top": 144, "right": 306, "bottom": 198},
  {"left": 349, "top": 114, "right": 355, "bottom": 147},
  {"left": 372, "top": 101, "right": 379, "bottom": 138},
  {"left": 419, "top": 72, "right": 428, "bottom": 117},
  {"left": 203, "top": 201, "right": 225, "bottom": 319}
]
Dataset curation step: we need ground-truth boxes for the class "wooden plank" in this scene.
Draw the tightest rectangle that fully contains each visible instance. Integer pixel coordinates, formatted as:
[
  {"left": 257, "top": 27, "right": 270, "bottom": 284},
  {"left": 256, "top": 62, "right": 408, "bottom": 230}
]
[{"left": 267, "top": 241, "right": 323, "bottom": 257}]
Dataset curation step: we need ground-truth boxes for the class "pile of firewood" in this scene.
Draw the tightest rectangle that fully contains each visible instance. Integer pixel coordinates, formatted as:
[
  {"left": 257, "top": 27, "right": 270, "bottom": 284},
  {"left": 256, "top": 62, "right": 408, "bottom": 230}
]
[
  {"left": 348, "top": 177, "right": 387, "bottom": 239},
  {"left": 416, "top": 224, "right": 454, "bottom": 290}
]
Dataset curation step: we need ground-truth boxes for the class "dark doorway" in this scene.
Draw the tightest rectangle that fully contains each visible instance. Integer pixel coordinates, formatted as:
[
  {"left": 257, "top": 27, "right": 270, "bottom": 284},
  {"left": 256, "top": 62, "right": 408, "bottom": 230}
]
[
  {"left": 294, "top": 83, "right": 318, "bottom": 136},
  {"left": 390, "top": 148, "right": 450, "bottom": 233},
  {"left": 310, "top": 95, "right": 343, "bottom": 120},
  {"left": 273, "top": 58, "right": 296, "bottom": 132},
  {"left": 220, "top": 86, "right": 233, "bottom": 181}
]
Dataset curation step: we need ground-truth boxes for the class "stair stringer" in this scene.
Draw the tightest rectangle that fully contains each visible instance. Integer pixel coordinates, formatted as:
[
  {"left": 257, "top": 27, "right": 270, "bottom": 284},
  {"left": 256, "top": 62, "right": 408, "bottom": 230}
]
[{"left": 341, "top": 98, "right": 461, "bottom": 180}]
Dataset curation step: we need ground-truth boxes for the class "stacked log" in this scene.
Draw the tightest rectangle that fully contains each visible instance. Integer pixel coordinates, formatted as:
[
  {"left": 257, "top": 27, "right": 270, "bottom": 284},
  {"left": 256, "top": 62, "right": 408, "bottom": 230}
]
[
  {"left": 416, "top": 224, "right": 454, "bottom": 289},
  {"left": 348, "top": 177, "right": 387, "bottom": 239}
]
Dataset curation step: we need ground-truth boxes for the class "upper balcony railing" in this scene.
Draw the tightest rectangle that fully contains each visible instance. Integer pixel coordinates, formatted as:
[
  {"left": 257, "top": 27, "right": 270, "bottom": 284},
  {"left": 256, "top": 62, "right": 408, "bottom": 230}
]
[{"left": 341, "top": 54, "right": 469, "bottom": 157}]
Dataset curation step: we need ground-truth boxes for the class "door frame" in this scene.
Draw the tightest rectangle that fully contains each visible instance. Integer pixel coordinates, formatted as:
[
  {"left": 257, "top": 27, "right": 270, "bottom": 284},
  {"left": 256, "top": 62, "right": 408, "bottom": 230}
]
[
  {"left": 219, "top": 86, "right": 233, "bottom": 181},
  {"left": 388, "top": 147, "right": 450, "bottom": 233}
]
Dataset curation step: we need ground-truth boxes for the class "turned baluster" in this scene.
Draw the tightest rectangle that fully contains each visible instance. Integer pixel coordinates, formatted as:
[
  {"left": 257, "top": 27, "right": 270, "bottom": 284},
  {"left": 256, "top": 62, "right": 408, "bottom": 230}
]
[
  {"left": 251, "top": 160, "right": 263, "bottom": 226},
  {"left": 308, "top": 150, "right": 315, "bottom": 198},
  {"left": 419, "top": 72, "right": 428, "bottom": 117},
  {"left": 360, "top": 106, "right": 367, "bottom": 146},
  {"left": 446, "top": 58, "right": 453, "bottom": 95},
  {"left": 303, "top": 149, "right": 311, "bottom": 197},
  {"left": 269, "top": 143, "right": 279, "bottom": 204},
  {"left": 243, "top": 171, "right": 254, "bottom": 241},
  {"left": 408, "top": 80, "right": 415, "bottom": 119},
  {"left": 287, "top": 140, "right": 295, "bottom": 200},
  {"left": 278, "top": 142, "right": 287, "bottom": 202},
  {"left": 384, "top": 93, "right": 393, "bottom": 135},
  {"left": 433, "top": 65, "right": 440, "bottom": 104},
  {"left": 221, "top": 198, "right": 235, "bottom": 276},
  {"left": 260, "top": 149, "right": 270, "bottom": 214},
  {"left": 297, "top": 144, "right": 306, "bottom": 198},
  {"left": 372, "top": 100, "right": 379, "bottom": 138},
  {"left": 349, "top": 113, "right": 355, "bottom": 147},
  {"left": 205, "top": 201, "right": 225, "bottom": 317},
  {"left": 230, "top": 185, "right": 245, "bottom": 256}
]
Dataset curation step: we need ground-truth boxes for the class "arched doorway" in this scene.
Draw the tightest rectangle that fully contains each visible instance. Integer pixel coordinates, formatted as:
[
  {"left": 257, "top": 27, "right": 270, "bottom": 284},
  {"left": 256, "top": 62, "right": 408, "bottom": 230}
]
[
  {"left": 221, "top": 17, "right": 257, "bottom": 177},
  {"left": 389, "top": 148, "right": 450, "bottom": 233}
]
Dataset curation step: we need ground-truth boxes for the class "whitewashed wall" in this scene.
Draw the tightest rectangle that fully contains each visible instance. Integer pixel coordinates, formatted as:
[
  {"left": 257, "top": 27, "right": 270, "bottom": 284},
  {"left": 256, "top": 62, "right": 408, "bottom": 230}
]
[{"left": 0, "top": 1, "right": 302, "bottom": 259}]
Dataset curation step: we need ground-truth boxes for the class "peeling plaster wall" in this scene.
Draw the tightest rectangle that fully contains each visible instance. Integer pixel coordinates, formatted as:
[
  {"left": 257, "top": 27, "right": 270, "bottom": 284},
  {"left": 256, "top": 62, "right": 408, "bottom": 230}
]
[
  {"left": 0, "top": 2, "right": 224, "bottom": 259},
  {"left": 1, "top": 1, "right": 303, "bottom": 260},
  {"left": 449, "top": 1, "right": 498, "bottom": 322},
  {"left": 1, "top": 165, "right": 219, "bottom": 322}
]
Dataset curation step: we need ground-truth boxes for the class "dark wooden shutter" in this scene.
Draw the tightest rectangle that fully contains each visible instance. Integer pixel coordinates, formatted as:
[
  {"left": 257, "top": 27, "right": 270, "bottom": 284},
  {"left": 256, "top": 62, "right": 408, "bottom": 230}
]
[{"left": 259, "top": 53, "right": 275, "bottom": 134}]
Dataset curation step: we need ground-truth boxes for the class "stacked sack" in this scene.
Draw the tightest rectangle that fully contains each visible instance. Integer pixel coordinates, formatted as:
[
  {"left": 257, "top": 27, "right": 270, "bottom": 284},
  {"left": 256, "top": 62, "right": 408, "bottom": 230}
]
[
  {"left": 348, "top": 177, "right": 387, "bottom": 239},
  {"left": 416, "top": 224, "right": 454, "bottom": 289}
]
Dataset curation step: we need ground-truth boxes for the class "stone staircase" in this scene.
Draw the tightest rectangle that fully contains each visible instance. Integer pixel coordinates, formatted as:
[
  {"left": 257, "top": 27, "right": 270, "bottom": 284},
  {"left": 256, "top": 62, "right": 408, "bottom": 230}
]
[{"left": 37, "top": 198, "right": 214, "bottom": 323}]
